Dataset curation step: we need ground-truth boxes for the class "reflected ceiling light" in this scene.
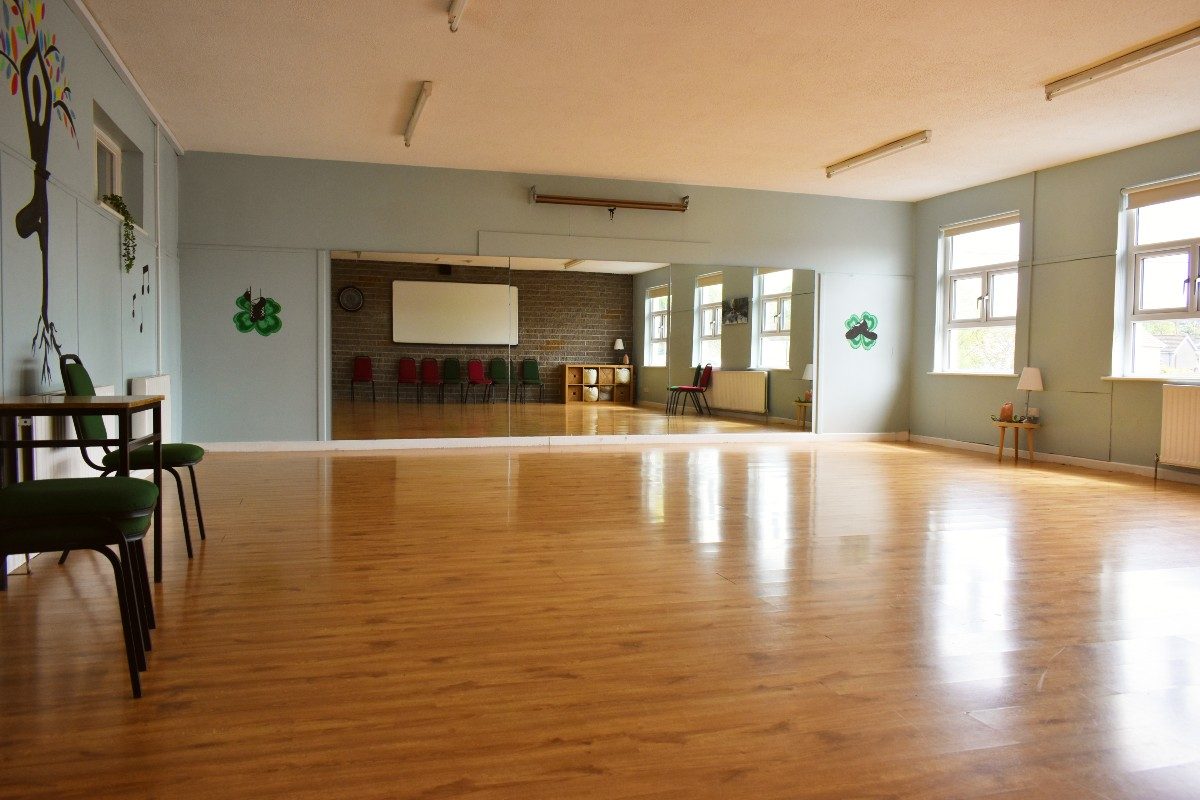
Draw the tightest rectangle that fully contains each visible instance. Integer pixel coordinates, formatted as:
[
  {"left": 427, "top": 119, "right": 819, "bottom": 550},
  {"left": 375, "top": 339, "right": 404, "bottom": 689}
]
[
  {"left": 448, "top": 0, "right": 470, "bottom": 32},
  {"left": 562, "top": 259, "right": 585, "bottom": 269},
  {"left": 1045, "top": 24, "right": 1200, "bottom": 100},
  {"left": 403, "top": 81, "right": 432, "bottom": 147},
  {"left": 825, "top": 131, "right": 931, "bottom": 178}
]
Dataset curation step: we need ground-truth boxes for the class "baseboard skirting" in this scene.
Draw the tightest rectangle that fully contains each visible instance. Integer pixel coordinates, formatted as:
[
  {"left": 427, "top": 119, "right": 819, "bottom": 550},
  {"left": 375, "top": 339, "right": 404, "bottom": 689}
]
[
  {"left": 200, "top": 431, "right": 909, "bottom": 452},
  {"left": 909, "top": 434, "right": 1200, "bottom": 485}
]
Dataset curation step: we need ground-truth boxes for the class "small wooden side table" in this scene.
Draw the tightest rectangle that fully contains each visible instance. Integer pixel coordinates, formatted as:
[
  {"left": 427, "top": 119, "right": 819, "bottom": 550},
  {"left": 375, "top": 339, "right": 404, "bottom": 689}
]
[
  {"left": 993, "top": 421, "right": 1040, "bottom": 464},
  {"left": 795, "top": 401, "right": 812, "bottom": 431}
]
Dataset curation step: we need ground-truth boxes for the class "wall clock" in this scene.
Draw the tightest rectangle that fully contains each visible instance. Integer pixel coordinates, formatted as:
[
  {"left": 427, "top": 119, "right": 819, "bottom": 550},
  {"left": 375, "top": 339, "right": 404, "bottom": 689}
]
[{"left": 337, "top": 285, "right": 365, "bottom": 312}]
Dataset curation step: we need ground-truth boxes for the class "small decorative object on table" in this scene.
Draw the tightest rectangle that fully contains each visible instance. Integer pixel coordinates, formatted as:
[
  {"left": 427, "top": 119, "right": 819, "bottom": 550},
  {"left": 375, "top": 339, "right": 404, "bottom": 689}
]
[{"left": 999, "top": 401, "right": 1014, "bottom": 422}]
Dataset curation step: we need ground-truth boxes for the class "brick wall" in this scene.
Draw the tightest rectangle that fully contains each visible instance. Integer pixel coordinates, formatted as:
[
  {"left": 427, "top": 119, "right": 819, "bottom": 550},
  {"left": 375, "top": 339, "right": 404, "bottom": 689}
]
[{"left": 331, "top": 260, "right": 634, "bottom": 402}]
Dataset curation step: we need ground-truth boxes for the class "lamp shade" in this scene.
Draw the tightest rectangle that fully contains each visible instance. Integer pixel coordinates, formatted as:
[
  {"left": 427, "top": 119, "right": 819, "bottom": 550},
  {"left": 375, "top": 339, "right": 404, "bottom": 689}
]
[
  {"left": 801, "top": 363, "right": 815, "bottom": 381},
  {"left": 1016, "top": 366, "right": 1043, "bottom": 392},
  {"left": 613, "top": 338, "right": 625, "bottom": 351}
]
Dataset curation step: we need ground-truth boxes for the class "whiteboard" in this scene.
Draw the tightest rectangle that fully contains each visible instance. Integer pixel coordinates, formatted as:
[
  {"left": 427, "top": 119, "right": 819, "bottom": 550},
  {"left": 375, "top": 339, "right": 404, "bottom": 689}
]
[{"left": 392, "top": 281, "right": 518, "bottom": 345}]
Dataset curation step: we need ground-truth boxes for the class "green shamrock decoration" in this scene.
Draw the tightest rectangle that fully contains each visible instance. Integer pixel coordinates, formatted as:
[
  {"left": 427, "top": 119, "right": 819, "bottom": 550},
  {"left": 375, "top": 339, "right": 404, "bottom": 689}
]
[
  {"left": 234, "top": 289, "right": 283, "bottom": 337},
  {"left": 844, "top": 311, "right": 879, "bottom": 350}
]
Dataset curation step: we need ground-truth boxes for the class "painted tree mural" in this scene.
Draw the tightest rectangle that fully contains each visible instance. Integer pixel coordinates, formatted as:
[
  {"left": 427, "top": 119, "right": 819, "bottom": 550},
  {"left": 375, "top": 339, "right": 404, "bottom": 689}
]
[{"left": 0, "top": 1, "right": 77, "bottom": 382}]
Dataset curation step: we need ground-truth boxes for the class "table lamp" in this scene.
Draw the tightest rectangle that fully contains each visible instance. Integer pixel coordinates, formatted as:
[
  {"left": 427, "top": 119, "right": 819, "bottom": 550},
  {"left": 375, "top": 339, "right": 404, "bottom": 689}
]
[
  {"left": 801, "top": 363, "right": 814, "bottom": 401},
  {"left": 614, "top": 338, "right": 627, "bottom": 364},
  {"left": 1016, "top": 366, "right": 1043, "bottom": 417}
]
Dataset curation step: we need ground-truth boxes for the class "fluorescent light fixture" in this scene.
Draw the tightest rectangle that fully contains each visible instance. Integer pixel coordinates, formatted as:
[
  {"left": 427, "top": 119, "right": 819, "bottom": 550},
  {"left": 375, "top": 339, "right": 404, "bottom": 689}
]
[
  {"left": 448, "top": 0, "right": 470, "bottom": 32},
  {"left": 562, "top": 259, "right": 585, "bottom": 269},
  {"left": 403, "top": 81, "right": 432, "bottom": 148},
  {"left": 825, "top": 130, "right": 931, "bottom": 178},
  {"left": 1046, "top": 24, "right": 1200, "bottom": 100}
]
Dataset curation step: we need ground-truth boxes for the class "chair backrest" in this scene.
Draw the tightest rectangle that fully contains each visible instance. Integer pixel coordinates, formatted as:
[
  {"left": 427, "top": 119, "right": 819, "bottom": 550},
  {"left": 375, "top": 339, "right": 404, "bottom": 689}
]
[
  {"left": 698, "top": 364, "right": 713, "bottom": 389},
  {"left": 443, "top": 357, "right": 463, "bottom": 382},
  {"left": 352, "top": 356, "right": 373, "bottom": 381},
  {"left": 58, "top": 354, "right": 108, "bottom": 450},
  {"left": 467, "top": 359, "right": 486, "bottom": 381},
  {"left": 690, "top": 364, "right": 702, "bottom": 385},
  {"left": 521, "top": 359, "right": 540, "bottom": 381},
  {"left": 420, "top": 358, "right": 440, "bottom": 382},
  {"left": 396, "top": 357, "right": 418, "bottom": 382},
  {"left": 488, "top": 357, "right": 508, "bottom": 381}
]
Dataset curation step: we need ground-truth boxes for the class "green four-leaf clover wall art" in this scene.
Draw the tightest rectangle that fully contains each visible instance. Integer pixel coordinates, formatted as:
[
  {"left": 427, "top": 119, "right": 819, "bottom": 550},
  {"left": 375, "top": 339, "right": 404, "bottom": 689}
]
[
  {"left": 234, "top": 288, "right": 283, "bottom": 337},
  {"left": 844, "top": 311, "right": 878, "bottom": 350}
]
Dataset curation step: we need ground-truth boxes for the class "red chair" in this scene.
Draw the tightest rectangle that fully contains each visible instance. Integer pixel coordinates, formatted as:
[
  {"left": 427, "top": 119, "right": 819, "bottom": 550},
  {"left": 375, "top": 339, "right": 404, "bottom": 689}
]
[
  {"left": 465, "top": 359, "right": 493, "bottom": 403},
  {"left": 419, "top": 358, "right": 444, "bottom": 403},
  {"left": 351, "top": 356, "right": 375, "bottom": 402},
  {"left": 674, "top": 364, "right": 712, "bottom": 415},
  {"left": 396, "top": 357, "right": 420, "bottom": 403}
]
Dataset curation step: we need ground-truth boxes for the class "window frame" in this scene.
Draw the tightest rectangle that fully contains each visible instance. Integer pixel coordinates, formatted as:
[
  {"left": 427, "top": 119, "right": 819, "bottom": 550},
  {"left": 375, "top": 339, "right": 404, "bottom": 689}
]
[
  {"left": 695, "top": 273, "right": 722, "bottom": 368},
  {"left": 1120, "top": 178, "right": 1200, "bottom": 376},
  {"left": 937, "top": 212, "right": 1020, "bottom": 374},
  {"left": 755, "top": 269, "right": 792, "bottom": 370},
  {"left": 644, "top": 285, "right": 670, "bottom": 367},
  {"left": 95, "top": 128, "right": 122, "bottom": 205}
]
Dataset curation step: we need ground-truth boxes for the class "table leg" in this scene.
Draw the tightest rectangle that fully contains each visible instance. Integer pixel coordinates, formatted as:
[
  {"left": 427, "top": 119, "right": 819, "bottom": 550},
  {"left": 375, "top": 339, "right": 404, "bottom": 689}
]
[
  {"left": 997, "top": 426, "right": 1006, "bottom": 462},
  {"left": 152, "top": 404, "right": 163, "bottom": 584},
  {"left": 18, "top": 416, "right": 33, "bottom": 480},
  {"left": 1, "top": 414, "right": 15, "bottom": 487},
  {"left": 1027, "top": 429, "right": 1035, "bottom": 463}
]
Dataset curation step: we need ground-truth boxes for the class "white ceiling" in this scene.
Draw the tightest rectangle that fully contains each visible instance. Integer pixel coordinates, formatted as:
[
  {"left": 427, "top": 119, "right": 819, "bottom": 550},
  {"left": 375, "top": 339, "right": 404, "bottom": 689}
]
[
  {"left": 332, "top": 252, "right": 669, "bottom": 274},
  {"left": 84, "top": 1, "right": 1200, "bottom": 202}
]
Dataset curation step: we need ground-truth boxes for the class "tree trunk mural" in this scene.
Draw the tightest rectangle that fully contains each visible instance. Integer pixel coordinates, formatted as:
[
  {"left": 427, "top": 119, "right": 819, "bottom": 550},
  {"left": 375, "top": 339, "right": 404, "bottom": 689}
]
[{"left": 1, "top": 1, "right": 77, "bottom": 383}]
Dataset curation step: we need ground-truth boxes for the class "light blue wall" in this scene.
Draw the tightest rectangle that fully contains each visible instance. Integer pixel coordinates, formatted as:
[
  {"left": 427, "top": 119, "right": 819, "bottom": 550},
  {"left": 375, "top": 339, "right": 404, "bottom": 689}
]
[
  {"left": 179, "top": 153, "right": 913, "bottom": 441},
  {"left": 910, "top": 129, "right": 1200, "bottom": 467},
  {"left": 0, "top": 1, "right": 179, "bottom": 431}
]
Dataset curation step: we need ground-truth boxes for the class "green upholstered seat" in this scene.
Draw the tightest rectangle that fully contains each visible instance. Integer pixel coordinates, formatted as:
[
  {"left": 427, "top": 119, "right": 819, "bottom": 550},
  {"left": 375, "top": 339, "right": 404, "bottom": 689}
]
[
  {"left": 101, "top": 442, "right": 204, "bottom": 470},
  {"left": 0, "top": 477, "right": 157, "bottom": 541}
]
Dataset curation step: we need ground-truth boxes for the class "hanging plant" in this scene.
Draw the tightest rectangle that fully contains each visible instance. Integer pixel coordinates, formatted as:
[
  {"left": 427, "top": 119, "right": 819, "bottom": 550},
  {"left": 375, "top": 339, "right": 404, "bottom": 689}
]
[{"left": 102, "top": 193, "right": 136, "bottom": 273}]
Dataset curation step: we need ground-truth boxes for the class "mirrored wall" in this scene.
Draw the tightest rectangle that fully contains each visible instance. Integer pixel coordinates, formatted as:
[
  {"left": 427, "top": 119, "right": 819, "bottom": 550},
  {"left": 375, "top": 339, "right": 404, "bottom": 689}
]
[{"left": 329, "top": 253, "right": 817, "bottom": 440}]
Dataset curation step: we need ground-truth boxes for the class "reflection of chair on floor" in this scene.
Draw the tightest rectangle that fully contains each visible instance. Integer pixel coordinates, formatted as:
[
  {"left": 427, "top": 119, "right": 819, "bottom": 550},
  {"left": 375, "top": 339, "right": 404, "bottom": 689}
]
[
  {"left": 674, "top": 364, "right": 713, "bottom": 415},
  {"left": 0, "top": 477, "right": 159, "bottom": 697},
  {"left": 420, "top": 358, "right": 444, "bottom": 403},
  {"left": 667, "top": 365, "right": 702, "bottom": 415},
  {"left": 396, "top": 357, "right": 420, "bottom": 403},
  {"left": 487, "top": 358, "right": 511, "bottom": 403},
  {"left": 442, "top": 358, "right": 466, "bottom": 402},
  {"left": 351, "top": 356, "right": 376, "bottom": 401},
  {"left": 466, "top": 359, "right": 493, "bottom": 403},
  {"left": 519, "top": 359, "right": 544, "bottom": 403}
]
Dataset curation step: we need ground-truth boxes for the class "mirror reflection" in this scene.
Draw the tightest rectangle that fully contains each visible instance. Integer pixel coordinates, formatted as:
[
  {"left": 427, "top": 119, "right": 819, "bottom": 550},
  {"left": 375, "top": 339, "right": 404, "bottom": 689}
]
[{"left": 330, "top": 253, "right": 816, "bottom": 440}]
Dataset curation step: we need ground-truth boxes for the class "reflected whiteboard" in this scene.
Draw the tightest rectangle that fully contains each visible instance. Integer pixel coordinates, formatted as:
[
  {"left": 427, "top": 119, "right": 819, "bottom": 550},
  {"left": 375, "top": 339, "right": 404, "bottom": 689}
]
[{"left": 392, "top": 281, "right": 518, "bottom": 345}]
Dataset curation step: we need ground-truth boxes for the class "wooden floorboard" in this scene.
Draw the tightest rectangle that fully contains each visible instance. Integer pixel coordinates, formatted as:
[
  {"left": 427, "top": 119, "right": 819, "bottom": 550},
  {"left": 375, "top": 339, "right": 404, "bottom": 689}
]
[{"left": 3, "top": 441, "right": 1200, "bottom": 798}]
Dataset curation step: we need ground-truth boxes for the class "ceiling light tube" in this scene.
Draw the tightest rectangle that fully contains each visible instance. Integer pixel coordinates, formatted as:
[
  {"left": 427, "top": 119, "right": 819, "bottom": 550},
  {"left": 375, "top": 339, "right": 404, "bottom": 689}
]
[
  {"left": 1045, "top": 24, "right": 1200, "bottom": 100},
  {"left": 825, "top": 130, "right": 931, "bottom": 178},
  {"left": 404, "top": 81, "right": 432, "bottom": 147},
  {"left": 448, "top": 0, "right": 470, "bottom": 32}
]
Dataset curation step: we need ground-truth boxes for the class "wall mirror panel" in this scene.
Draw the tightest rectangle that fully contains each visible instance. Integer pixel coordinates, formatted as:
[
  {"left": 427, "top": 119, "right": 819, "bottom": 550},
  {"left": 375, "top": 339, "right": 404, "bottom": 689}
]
[{"left": 329, "top": 254, "right": 816, "bottom": 440}]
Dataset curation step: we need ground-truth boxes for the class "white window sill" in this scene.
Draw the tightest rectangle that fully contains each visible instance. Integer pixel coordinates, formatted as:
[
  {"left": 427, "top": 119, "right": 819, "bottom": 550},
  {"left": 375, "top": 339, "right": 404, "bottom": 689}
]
[
  {"left": 1103, "top": 375, "right": 1200, "bottom": 383},
  {"left": 97, "top": 201, "right": 149, "bottom": 237},
  {"left": 927, "top": 371, "right": 1019, "bottom": 378}
]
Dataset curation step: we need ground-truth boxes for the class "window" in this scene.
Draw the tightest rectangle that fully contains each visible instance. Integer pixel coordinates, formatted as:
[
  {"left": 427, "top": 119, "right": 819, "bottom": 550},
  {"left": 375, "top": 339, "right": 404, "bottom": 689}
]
[
  {"left": 695, "top": 273, "right": 722, "bottom": 368},
  {"left": 938, "top": 214, "right": 1020, "bottom": 373},
  {"left": 645, "top": 285, "right": 670, "bottom": 367},
  {"left": 95, "top": 128, "right": 121, "bottom": 204},
  {"left": 1122, "top": 177, "right": 1200, "bottom": 377},
  {"left": 756, "top": 269, "right": 792, "bottom": 369}
]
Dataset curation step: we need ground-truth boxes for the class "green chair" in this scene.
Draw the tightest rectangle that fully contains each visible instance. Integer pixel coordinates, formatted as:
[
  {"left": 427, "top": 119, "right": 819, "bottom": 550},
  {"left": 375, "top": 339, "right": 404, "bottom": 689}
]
[
  {"left": 0, "top": 477, "right": 159, "bottom": 697},
  {"left": 442, "top": 358, "right": 467, "bottom": 402},
  {"left": 486, "top": 357, "right": 512, "bottom": 402},
  {"left": 59, "top": 353, "right": 206, "bottom": 561},
  {"left": 519, "top": 359, "right": 544, "bottom": 403}
]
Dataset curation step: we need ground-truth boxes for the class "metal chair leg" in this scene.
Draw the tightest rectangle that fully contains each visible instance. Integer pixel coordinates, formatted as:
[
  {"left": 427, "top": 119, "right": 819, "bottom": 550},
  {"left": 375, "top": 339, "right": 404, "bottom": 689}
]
[
  {"left": 187, "top": 464, "right": 206, "bottom": 541},
  {"left": 167, "top": 467, "right": 194, "bottom": 559},
  {"left": 94, "top": 544, "right": 142, "bottom": 697}
]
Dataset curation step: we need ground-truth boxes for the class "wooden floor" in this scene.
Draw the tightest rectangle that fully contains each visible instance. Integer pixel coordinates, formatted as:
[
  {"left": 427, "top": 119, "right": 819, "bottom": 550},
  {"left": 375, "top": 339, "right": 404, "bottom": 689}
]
[
  {"left": 332, "top": 397, "right": 793, "bottom": 439},
  {"left": 4, "top": 442, "right": 1200, "bottom": 799}
]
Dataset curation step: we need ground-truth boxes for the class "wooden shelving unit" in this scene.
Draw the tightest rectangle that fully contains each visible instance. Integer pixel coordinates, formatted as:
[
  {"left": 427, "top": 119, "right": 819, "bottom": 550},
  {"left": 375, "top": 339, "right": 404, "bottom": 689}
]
[{"left": 563, "top": 364, "right": 636, "bottom": 405}]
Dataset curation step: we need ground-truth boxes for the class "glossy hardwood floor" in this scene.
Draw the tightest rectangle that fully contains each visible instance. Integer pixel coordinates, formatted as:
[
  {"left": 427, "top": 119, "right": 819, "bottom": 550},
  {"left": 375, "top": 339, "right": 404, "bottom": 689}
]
[
  {"left": 332, "top": 397, "right": 793, "bottom": 439},
  {"left": 3, "top": 442, "right": 1200, "bottom": 799}
]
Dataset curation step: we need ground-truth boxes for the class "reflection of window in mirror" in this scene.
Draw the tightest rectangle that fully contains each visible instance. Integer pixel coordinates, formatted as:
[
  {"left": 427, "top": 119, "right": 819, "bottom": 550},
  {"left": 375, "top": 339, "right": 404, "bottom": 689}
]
[
  {"left": 938, "top": 214, "right": 1020, "bottom": 373},
  {"left": 95, "top": 128, "right": 121, "bottom": 204},
  {"left": 645, "top": 285, "right": 670, "bottom": 366},
  {"left": 695, "top": 272, "right": 723, "bottom": 368},
  {"left": 756, "top": 269, "right": 792, "bottom": 369}
]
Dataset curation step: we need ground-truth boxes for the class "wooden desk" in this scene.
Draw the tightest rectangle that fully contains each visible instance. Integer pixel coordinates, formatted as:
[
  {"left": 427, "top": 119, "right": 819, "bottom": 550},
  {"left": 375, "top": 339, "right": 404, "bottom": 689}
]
[
  {"left": 794, "top": 401, "right": 812, "bottom": 431},
  {"left": 993, "top": 420, "right": 1040, "bottom": 464},
  {"left": 0, "top": 395, "right": 164, "bottom": 582}
]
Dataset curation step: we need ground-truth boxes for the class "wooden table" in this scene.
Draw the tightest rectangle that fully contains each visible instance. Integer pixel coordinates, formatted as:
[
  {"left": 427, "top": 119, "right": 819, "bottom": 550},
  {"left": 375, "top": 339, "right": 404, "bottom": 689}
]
[
  {"left": 993, "top": 420, "right": 1040, "bottom": 464},
  {"left": 0, "top": 395, "right": 164, "bottom": 582},
  {"left": 795, "top": 401, "right": 812, "bottom": 431}
]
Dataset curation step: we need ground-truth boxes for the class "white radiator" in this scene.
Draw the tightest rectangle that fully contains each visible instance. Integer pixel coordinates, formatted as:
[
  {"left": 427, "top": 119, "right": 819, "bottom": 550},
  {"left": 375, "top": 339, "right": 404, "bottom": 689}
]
[
  {"left": 708, "top": 370, "right": 769, "bottom": 414},
  {"left": 1160, "top": 384, "right": 1200, "bottom": 469},
  {"left": 130, "top": 374, "right": 172, "bottom": 444}
]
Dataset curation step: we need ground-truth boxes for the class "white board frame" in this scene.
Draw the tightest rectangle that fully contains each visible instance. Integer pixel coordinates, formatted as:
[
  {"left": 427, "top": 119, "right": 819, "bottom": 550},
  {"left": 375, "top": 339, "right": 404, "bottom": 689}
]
[{"left": 391, "top": 281, "right": 519, "bottom": 345}]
